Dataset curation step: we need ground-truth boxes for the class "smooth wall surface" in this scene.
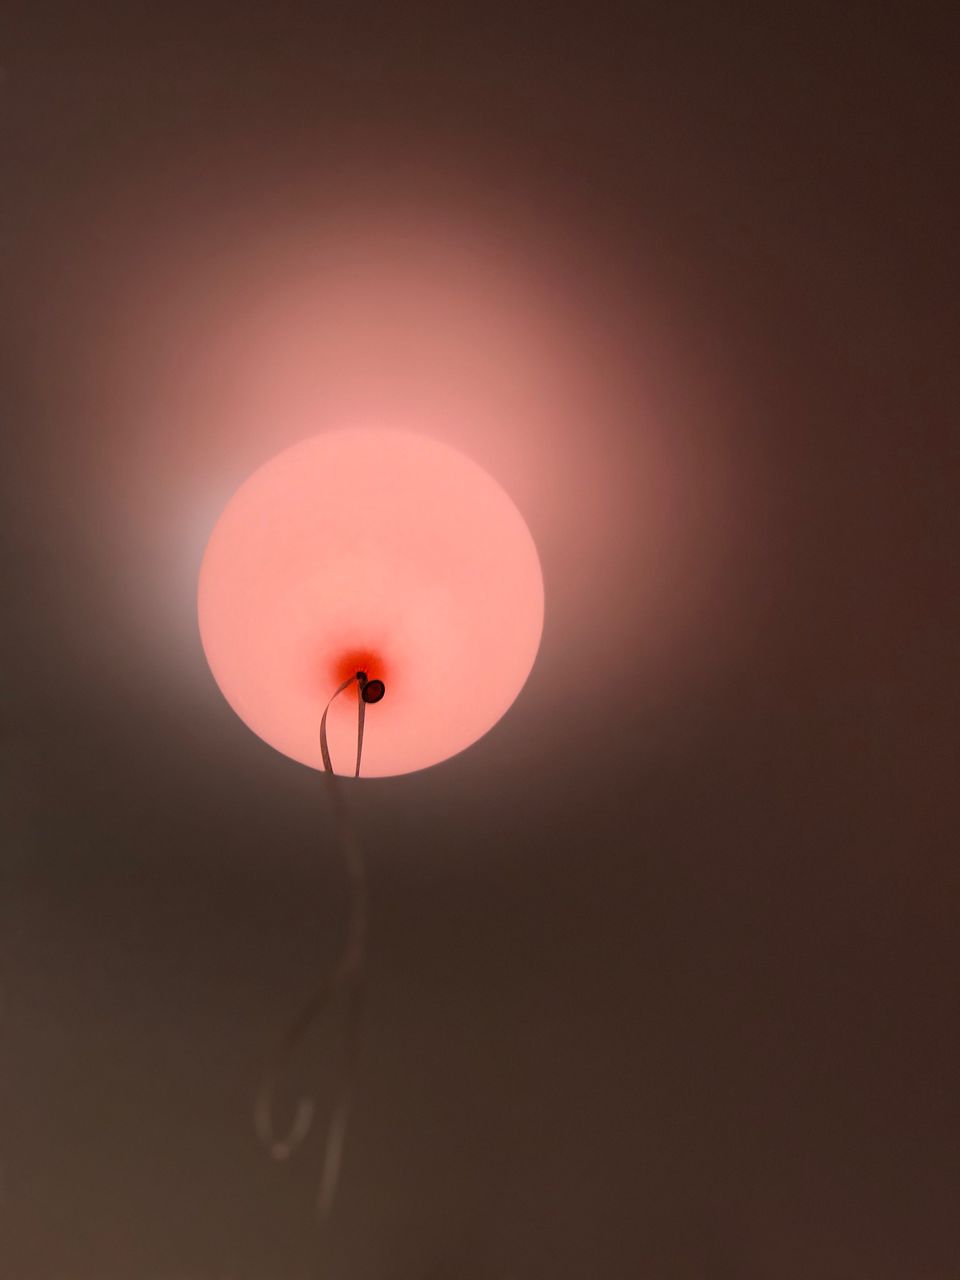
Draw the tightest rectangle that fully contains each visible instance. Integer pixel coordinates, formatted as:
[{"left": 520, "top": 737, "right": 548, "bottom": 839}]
[{"left": 2, "top": 4, "right": 957, "bottom": 1279}]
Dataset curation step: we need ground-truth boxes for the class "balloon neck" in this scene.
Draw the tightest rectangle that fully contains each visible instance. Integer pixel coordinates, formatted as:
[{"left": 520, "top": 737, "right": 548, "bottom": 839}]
[
  {"left": 356, "top": 671, "right": 386, "bottom": 704},
  {"left": 332, "top": 648, "right": 389, "bottom": 694}
]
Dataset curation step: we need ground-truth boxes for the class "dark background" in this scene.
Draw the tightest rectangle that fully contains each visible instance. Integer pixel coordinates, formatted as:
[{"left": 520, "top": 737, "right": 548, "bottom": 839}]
[{"left": 2, "top": 3, "right": 958, "bottom": 1278}]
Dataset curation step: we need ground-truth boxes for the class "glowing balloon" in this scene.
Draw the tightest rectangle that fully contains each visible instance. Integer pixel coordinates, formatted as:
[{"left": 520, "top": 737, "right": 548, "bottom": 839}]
[{"left": 198, "top": 430, "right": 544, "bottom": 777}]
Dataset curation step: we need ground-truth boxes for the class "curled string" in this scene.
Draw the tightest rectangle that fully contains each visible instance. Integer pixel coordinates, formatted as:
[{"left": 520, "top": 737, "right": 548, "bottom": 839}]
[{"left": 254, "top": 673, "right": 369, "bottom": 1221}]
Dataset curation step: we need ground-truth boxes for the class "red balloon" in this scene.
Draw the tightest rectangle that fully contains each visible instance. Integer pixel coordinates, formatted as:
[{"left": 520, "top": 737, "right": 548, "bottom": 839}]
[{"left": 198, "top": 430, "right": 544, "bottom": 776}]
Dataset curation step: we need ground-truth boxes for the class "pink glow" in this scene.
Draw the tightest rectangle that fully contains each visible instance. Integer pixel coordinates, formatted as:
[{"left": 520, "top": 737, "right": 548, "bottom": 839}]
[
  {"left": 34, "top": 192, "right": 745, "bottom": 778},
  {"left": 198, "top": 430, "right": 544, "bottom": 776}
]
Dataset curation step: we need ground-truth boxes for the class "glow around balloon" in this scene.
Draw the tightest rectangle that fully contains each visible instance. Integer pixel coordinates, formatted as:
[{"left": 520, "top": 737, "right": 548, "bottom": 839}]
[{"left": 198, "top": 430, "right": 544, "bottom": 777}]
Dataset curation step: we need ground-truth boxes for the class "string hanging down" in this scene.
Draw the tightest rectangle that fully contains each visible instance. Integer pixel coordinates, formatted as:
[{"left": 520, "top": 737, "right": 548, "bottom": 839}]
[
  {"left": 254, "top": 671, "right": 384, "bottom": 1221},
  {"left": 319, "top": 671, "right": 385, "bottom": 779}
]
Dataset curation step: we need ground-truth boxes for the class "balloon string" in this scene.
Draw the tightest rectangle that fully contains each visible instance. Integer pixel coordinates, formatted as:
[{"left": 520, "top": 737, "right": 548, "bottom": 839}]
[
  {"left": 254, "top": 674, "right": 369, "bottom": 1226},
  {"left": 355, "top": 692, "right": 367, "bottom": 779}
]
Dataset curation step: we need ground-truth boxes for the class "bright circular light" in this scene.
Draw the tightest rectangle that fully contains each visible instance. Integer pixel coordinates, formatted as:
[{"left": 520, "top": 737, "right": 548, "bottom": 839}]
[{"left": 198, "top": 430, "right": 544, "bottom": 776}]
